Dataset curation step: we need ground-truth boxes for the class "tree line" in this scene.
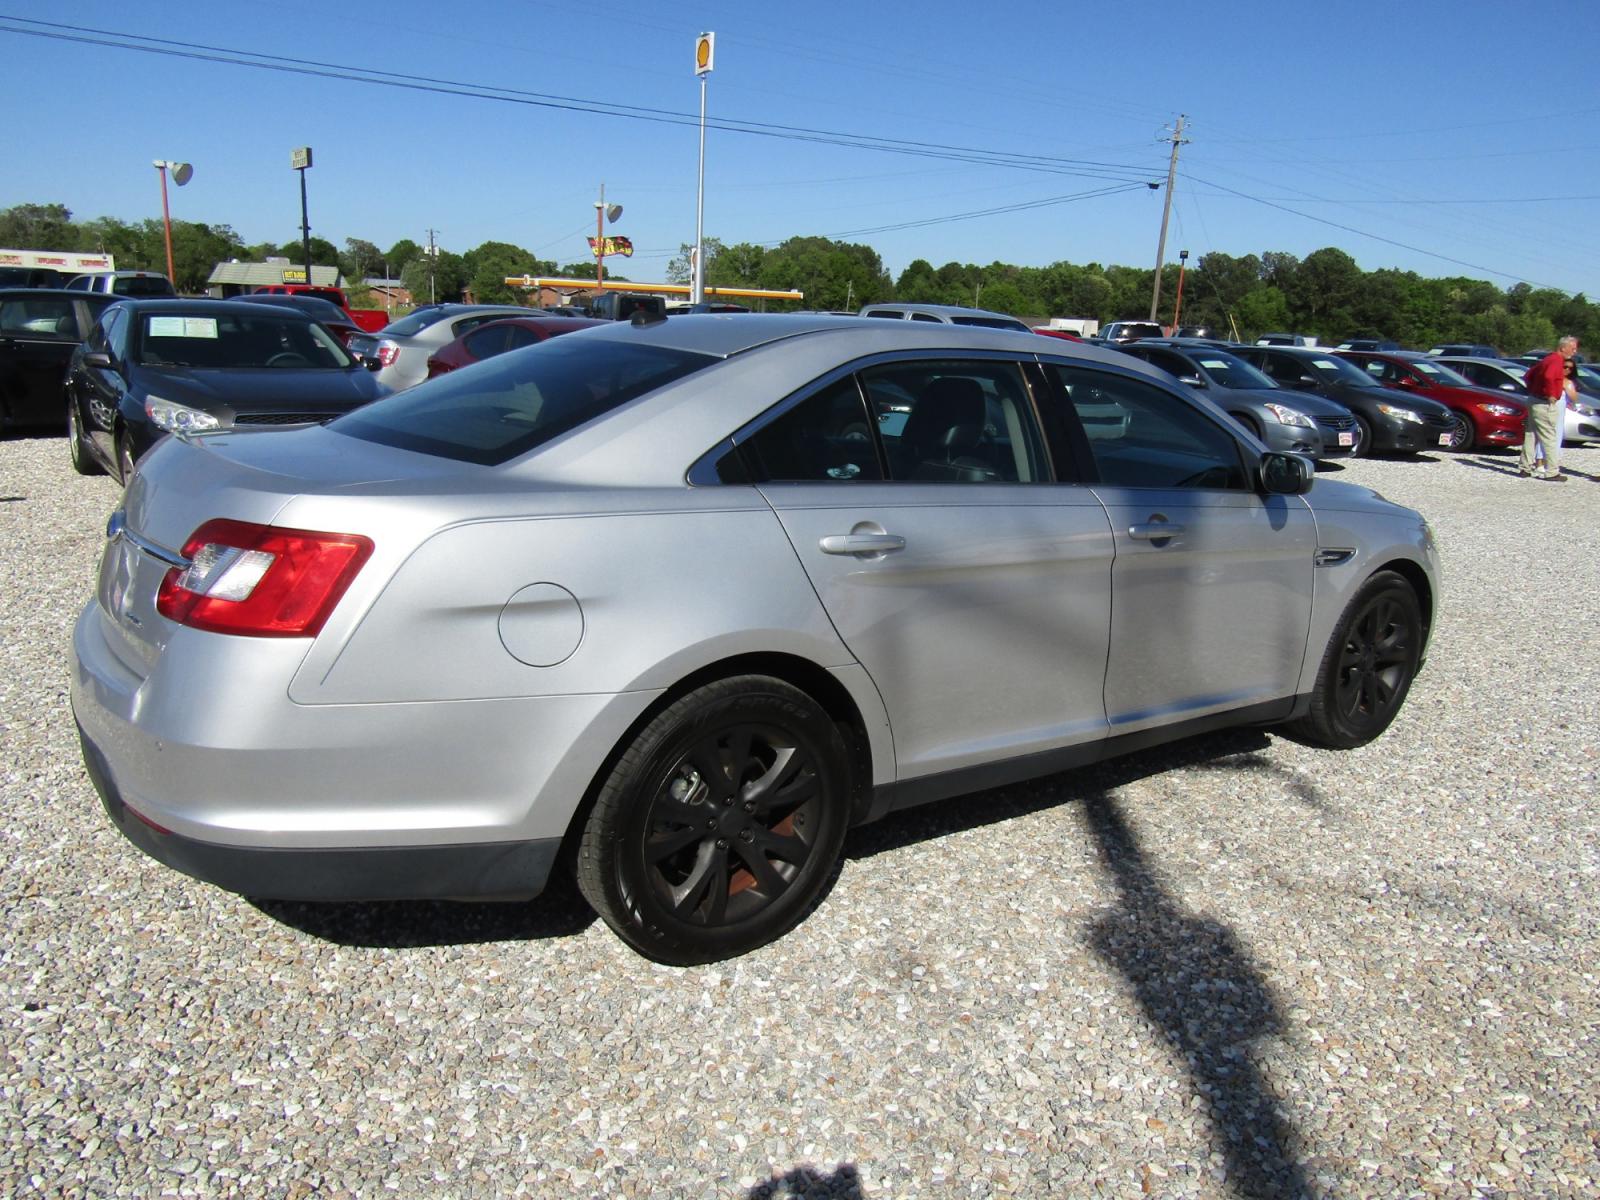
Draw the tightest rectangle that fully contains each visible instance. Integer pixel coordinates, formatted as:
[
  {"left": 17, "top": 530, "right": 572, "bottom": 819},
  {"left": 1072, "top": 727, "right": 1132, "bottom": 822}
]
[{"left": 4, "top": 202, "right": 1592, "bottom": 354}]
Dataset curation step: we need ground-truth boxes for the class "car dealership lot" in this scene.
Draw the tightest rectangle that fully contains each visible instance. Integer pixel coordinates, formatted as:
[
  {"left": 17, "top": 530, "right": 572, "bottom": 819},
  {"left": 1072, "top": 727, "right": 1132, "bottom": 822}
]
[{"left": 2, "top": 434, "right": 1597, "bottom": 1198}]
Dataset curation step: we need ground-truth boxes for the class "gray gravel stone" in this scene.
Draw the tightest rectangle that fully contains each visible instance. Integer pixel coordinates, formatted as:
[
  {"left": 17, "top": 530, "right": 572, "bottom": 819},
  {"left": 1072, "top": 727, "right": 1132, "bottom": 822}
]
[{"left": 2, "top": 434, "right": 1597, "bottom": 1198}]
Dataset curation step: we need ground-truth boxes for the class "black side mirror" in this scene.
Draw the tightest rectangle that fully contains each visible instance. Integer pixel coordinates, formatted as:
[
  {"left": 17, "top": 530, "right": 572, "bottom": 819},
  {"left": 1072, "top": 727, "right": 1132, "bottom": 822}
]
[
  {"left": 1260, "top": 451, "right": 1314, "bottom": 495},
  {"left": 361, "top": 355, "right": 383, "bottom": 372}
]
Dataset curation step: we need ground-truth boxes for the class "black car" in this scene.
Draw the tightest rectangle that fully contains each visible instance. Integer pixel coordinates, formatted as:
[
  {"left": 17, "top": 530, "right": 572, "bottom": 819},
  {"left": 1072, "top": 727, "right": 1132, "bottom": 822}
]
[
  {"left": 0, "top": 266, "right": 70, "bottom": 289},
  {"left": 1336, "top": 338, "right": 1401, "bottom": 352},
  {"left": 1234, "top": 345, "right": 1454, "bottom": 455},
  {"left": 65, "top": 298, "right": 387, "bottom": 482},
  {"left": 226, "top": 292, "right": 362, "bottom": 347},
  {"left": 0, "top": 289, "right": 120, "bottom": 435},
  {"left": 1115, "top": 341, "right": 1359, "bottom": 462}
]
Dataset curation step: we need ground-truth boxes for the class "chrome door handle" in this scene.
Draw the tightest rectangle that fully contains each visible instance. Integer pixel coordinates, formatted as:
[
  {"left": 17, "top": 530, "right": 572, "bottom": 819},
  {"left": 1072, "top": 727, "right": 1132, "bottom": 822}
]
[
  {"left": 1128, "top": 521, "right": 1185, "bottom": 542},
  {"left": 819, "top": 533, "right": 906, "bottom": 556}
]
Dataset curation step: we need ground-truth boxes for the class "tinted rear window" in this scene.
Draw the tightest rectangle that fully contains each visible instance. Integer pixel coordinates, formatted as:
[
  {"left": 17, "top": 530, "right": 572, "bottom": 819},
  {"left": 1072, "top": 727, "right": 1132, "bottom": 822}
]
[
  {"left": 332, "top": 337, "right": 715, "bottom": 465},
  {"left": 113, "top": 275, "right": 176, "bottom": 297}
]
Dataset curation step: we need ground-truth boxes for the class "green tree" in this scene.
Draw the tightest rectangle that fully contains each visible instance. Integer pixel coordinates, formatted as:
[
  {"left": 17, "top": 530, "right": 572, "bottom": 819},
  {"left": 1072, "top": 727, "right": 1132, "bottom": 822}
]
[
  {"left": 277, "top": 237, "right": 340, "bottom": 268},
  {"left": 667, "top": 237, "right": 727, "bottom": 285},
  {"left": 341, "top": 238, "right": 385, "bottom": 281},
  {"left": 385, "top": 239, "right": 423, "bottom": 278},
  {"left": 401, "top": 250, "right": 467, "bottom": 305},
  {"left": 0, "top": 202, "right": 80, "bottom": 249},
  {"left": 463, "top": 240, "right": 550, "bottom": 304}
]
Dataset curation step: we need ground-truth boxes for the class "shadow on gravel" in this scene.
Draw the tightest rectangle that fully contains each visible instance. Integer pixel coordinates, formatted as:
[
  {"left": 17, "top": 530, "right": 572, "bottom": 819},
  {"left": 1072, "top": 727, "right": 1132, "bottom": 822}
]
[
  {"left": 1083, "top": 792, "right": 1311, "bottom": 1200},
  {"left": 251, "top": 868, "right": 597, "bottom": 948},
  {"left": 745, "top": 1162, "right": 864, "bottom": 1199},
  {"left": 1454, "top": 455, "right": 1526, "bottom": 477},
  {"left": 844, "top": 726, "right": 1324, "bottom": 861}
]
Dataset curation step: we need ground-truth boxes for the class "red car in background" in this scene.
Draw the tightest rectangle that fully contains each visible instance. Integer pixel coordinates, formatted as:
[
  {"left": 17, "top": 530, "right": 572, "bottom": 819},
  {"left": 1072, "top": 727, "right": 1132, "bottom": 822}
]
[
  {"left": 425, "top": 314, "right": 607, "bottom": 378},
  {"left": 1335, "top": 350, "right": 1527, "bottom": 451},
  {"left": 1033, "top": 328, "right": 1084, "bottom": 343}
]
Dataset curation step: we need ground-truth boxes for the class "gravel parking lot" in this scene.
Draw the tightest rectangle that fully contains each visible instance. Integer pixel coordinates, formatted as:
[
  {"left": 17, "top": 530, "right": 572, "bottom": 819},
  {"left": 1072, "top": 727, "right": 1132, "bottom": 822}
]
[{"left": 2, "top": 431, "right": 1597, "bottom": 1199}]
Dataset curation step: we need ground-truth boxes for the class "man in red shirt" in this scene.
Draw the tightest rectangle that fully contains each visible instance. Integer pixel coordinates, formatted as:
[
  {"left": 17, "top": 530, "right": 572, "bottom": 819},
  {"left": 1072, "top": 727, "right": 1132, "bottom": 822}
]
[{"left": 1522, "top": 336, "right": 1579, "bottom": 479}]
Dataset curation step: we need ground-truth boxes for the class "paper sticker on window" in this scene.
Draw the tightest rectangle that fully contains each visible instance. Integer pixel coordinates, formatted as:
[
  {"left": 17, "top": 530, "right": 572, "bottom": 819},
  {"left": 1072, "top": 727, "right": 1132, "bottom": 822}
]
[
  {"left": 1199, "top": 359, "right": 1228, "bottom": 369},
  {"left": 149, "top": 316, "right": 219, "bottom": 339},
  {"left": 1313, "top": 359, "right": 1338, "bottom": 369}
]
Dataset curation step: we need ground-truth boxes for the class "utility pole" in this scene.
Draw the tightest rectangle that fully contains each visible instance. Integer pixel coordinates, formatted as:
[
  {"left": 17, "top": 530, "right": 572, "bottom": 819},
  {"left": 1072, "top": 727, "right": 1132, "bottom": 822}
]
[
  {"left": 426, "top": 228, "right": 437, "bottom": 305},
  {"left": 1148, "top": 115, "right": 1188, "bottom": 323}
]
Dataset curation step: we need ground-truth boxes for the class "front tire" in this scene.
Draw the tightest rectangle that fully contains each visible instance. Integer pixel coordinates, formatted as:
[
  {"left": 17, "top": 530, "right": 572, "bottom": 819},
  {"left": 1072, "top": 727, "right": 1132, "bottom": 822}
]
[
  {"left": 1350, "top": 415, "right": 1373, "bottom": 458},
  {"left": 577, "top": 676, "right": 850, "bottom": 964},
  {"left": 69, "top": 399, "right": 104, "bottom": 476},
  {"left": 115, "top": 430, "right": 135, "bottom": 485},
  {"left": 1289, "top": 570, "right": 1422, "bottom": 749},
  {"left": 1447, "top": 412, "right": 1474, "bottom": 451}
]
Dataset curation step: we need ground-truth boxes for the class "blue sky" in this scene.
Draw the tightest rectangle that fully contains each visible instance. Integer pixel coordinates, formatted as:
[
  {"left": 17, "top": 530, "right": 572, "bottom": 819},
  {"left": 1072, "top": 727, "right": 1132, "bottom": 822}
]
[{"left": 3, "top": 0, "right": 1597, "bottom": 295}]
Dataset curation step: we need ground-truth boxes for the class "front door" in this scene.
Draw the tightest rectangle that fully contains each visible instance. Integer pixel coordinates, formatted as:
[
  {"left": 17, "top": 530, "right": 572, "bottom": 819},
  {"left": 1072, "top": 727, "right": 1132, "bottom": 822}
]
[
  {"left": 741, "top": 359, "right": 1116, "bottom": 781},
  {"left": 1042, "top": 362, "right": 1316, "bottom": 733}
]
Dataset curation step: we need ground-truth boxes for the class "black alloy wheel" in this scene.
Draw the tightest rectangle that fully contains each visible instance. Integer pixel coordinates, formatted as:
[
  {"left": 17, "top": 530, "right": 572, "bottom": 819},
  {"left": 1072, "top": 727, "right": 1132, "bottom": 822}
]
[
  {"left": 578, "top": 676, "right": 850, "bottom": 964},
  {"left": 1290, "top": 570, "right": 1422, "bottom": 749},
  {"left": 1447, "top": 412, "right": 1475, "bottom": 451},
  {"left": 69, "top": 400, "right": 104, "bottom": 476}
]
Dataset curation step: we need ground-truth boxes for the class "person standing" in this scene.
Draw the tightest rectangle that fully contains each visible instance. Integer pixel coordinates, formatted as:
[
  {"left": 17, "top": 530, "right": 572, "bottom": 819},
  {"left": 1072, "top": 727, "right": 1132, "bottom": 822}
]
[{"left": 1522, "top": 336, "right": 1579, "bottom": 480}]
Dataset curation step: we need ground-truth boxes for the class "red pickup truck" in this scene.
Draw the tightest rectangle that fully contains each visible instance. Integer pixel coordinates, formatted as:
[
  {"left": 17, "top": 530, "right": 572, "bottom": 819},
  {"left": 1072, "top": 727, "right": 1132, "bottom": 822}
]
[{"left": 251, "top": 284, "right": 389, "bottom": 332}]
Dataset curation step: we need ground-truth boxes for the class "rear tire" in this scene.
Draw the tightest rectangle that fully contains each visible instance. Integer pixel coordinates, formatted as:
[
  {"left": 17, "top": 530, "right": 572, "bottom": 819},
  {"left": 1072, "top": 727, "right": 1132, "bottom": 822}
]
[
  {"left": 1289, "top": 570, "right": 1422, "bottom": 749},
  {"left": 577, "top": 675, "right": 851, "bottom": 964}
]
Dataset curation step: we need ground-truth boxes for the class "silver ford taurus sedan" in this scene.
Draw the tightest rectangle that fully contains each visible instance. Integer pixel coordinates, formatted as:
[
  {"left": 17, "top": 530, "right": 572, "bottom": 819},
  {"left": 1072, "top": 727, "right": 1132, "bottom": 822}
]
[{"left": 72, "top": 315, "right": 1440, "bottom": 964}]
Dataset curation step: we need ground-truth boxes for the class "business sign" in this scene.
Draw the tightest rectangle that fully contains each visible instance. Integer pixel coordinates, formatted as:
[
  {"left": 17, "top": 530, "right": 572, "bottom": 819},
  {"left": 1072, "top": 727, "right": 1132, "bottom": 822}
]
[
  {"left": 586, "top": 235, "right": 634, "bottom": 258},
  {"left": 281, "top": 268, "right": 308, "bottom": 283},
  {"left": 0, "top": 249, "right": 114, "bottom": 270},
  {"left": 695, "top": 32, "right": 715, "bottom": 76},
  {"left": 290, "top": 146, "right": 313, "bottom": 170}
]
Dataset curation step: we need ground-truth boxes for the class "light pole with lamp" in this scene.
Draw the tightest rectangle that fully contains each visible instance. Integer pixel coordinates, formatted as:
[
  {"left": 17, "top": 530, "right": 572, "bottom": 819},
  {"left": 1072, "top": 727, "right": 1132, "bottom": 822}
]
[
  {"left": 593, "top": 184, "right": 623, "bottom": 297},
  {"left": 152, "top": 159, "right": 193, "bottom": 284},
  {"left": 1171, "top": 249, "right": 1189, "bottom": 332},
  {"left": 691, "top": 32, "right": 715, "bottom": 306}
]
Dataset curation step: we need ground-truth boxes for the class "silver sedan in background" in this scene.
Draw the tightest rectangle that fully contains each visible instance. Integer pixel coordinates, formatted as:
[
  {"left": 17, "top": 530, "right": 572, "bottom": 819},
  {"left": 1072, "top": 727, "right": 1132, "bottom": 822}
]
[
  {"left": 72, "top": 317, "right": 1439, "bottom": 963},
  {"left": 346, "top": 302, "right": 540, "bottom": 392}
]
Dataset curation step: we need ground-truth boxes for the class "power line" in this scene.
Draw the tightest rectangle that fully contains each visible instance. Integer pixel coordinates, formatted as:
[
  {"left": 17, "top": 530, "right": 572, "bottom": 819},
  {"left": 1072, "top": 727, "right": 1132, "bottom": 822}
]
[{"left": 0, "top": 16, "right": 1161, "bottom": 185}]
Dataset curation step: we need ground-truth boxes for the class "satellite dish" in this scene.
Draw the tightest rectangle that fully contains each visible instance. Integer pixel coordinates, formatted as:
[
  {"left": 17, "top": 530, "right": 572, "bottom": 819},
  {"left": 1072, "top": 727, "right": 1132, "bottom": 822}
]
[
  {"left": 605, "top": 204, "right": 623, "bottom": 224},
  {"left": 170, "top": 162, "right": 194, "bottom": 186}
]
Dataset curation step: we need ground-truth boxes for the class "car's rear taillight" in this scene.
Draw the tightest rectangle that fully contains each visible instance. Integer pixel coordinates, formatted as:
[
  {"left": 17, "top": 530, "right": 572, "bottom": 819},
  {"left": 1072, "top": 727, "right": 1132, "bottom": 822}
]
[
  {"left": 156, "top": 519, "right": 374, "bottom": 637},
  {"left": 375, "top": 341, "right": 400, "bottom": 367}
]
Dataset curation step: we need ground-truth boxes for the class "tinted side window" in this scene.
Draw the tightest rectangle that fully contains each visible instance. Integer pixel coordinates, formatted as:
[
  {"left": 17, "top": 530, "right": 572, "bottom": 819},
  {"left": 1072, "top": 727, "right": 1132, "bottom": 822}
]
[
  {"left": 0, "top": 296, "right": 76, "bottom": 339},
  {"left": 463, "top": 324, "right": 510, "bottom": 359},
  {"left": 861, "top": 359, "right": 1049, "bottom": 483},
  {"left": 1047, "top": 365, "right": 1248, "bottom": 490},
  {"left": 739, "top": 376, "right": 883, "bottom": 483}
]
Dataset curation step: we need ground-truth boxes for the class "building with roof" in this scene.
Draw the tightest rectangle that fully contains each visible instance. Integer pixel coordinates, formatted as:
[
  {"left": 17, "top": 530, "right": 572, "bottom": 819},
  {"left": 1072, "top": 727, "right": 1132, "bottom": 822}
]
[{"left": 205, "top": 258, "right": 346, "bottom": 297}]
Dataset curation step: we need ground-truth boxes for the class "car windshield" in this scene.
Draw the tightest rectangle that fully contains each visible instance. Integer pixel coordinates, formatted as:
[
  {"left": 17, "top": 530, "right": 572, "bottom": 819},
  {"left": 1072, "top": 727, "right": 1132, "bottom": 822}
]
[
  {"left": 1305, "top": 355, "right": 1381, "bottom": 387},
  {"left": 112, "top": 276, "right": 175, "bottom": 297},
  {"left": 380, "top": 307, "right": 461, "bottom": 336},
  {"left": 950, "top": 315, "right": 1030, "bottom": 331},
  {"left": 332, "top": 337, "right": 715, "bottom": 465},
  {"left": 135, "top": 311, "right": 353, "bottom": 369},
  {"left": 1408, "top": 359, "right": 1472, "bottom": 386},
  {"left": 1189, "top": 350, "right": 1277, "bottom": 390}
]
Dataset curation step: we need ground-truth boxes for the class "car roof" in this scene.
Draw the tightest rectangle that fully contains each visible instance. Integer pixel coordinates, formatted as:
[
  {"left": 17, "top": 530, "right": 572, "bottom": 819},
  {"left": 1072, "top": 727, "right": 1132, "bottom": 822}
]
[
  {"left": 565, "top": 311, "right": 1064, "bottom": 359},
  {"left": 115, "top": 298, "right": 314, "bottom": 319},
  {"left": 859, "top": 301, "right": 1022, "bottom": 320}
]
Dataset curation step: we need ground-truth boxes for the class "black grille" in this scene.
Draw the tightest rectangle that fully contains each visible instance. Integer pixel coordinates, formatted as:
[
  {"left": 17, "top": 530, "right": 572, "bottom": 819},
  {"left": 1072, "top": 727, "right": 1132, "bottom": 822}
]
[
  {"left": 1315, "top": 414, "right": 1356, "bottom": 431},
  {"left": 233, "top": 413, "right": 337, "bottom": 426}
]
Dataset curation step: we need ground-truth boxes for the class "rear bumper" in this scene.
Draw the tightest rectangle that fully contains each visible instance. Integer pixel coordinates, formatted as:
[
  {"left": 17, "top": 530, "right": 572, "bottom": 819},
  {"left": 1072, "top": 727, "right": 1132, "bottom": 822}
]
[{"left": 79, "top": 721, "right": 561, "bottom": 901}]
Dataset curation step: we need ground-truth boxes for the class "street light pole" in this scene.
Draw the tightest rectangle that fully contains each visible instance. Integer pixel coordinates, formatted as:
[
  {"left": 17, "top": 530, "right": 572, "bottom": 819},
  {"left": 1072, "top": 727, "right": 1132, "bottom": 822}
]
[
  {"left": 692, "top": 33, "right": 715, "bottom": 306},
  {"left": 152, "top": 159, "right": 192, "bottom": 285},
  {"left": 1172, "top": 249, "right": 1190, "bottom": 331}
]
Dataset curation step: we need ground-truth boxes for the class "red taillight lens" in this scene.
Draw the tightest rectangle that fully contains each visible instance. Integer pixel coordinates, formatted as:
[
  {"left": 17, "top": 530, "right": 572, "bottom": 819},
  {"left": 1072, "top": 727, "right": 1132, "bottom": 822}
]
[
  {"left": 375, "top": 341, "right": 399, "bottom": 367},
  {"left": 156, "top": 519, "right": 374, "bottom": 637}
]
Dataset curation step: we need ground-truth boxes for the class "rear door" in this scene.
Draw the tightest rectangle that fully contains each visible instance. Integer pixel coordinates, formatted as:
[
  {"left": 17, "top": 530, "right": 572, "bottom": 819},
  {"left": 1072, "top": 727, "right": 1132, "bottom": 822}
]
[
  {"left": 1040, "top": 361, "right": 1315, "bottom": 733},
  {"left": 742, "top": 355, "right": 1115, "bottom": 781}
]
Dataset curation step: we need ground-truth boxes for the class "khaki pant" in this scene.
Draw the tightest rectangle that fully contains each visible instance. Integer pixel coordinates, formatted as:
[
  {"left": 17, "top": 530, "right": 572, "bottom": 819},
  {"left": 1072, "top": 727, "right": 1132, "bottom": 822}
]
[{"left": 1521, "top": 399, "right": 1563, "bottom": 475}]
